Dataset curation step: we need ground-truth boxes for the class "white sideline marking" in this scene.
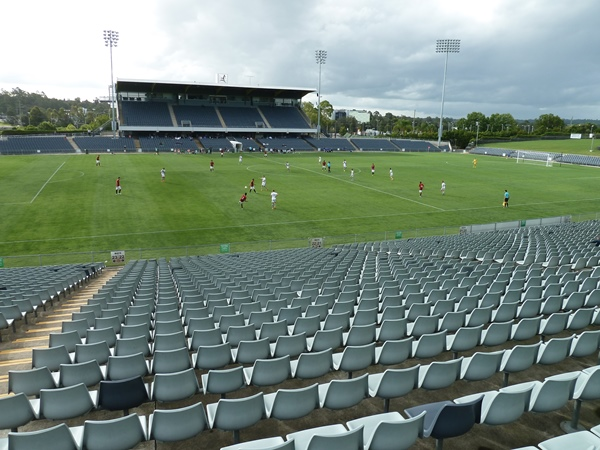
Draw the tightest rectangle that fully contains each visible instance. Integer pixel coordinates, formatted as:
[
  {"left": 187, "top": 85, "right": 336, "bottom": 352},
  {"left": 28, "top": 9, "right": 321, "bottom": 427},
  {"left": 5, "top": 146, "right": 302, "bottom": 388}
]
[{"left": 30, "top": 162, "right": 66, "bottom": 203}]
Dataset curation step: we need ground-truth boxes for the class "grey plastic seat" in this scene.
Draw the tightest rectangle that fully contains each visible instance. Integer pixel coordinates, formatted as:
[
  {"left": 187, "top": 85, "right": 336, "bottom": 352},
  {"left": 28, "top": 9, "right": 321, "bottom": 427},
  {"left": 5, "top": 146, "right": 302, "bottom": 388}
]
[
  {"left": 537, "top": 336, "right": 573, "bottom": 365},
  {"left": 114, "top": 335, "right": 151, "bottom": 357},
  {"left": 343, "top": 323, "right": 377, "bottom": 346},
  {"left": 510, "top": 316, "right": 542, "bottom": 341},
  {"left": 85, "top": 327, "right": 118, "bottom": 348},
  {"left": 570, "top": 330, "right": 600, "bottom": 358},
  {"left": 561, "top": 365, "right": 600, "bottom": 432},
  {"left": 318, "top": 373, "right": 368, "bottom": 409},
  {"left": 270, "top": 332, "right": 306, "bottom": 358},
  {"left": 567, "top": 307, "right": 595, "bottom": 330},
  {"left": 225, "top": 324, "right": 257, "bottom": 347},
  {"left": 201, "top": 366, "right": 245, "bottom": 398},
  {"left": 286, "top": 423, "right": 363, "bottom": 450},
  {"left": 264, "top": 383, "right": 320, "bottom": 420},
  {"left": 32, "top": 345, "right": 72, "bottom": 372},
  {"left": 8, "top": 366, "right": 57, "bottom": 397},
  {"left": 61, "top": 318, "right": 89, "bottom": 340},
  {"left": 377, "top": 318, "right": 407, "bottom": 342},
  {"left": 405, "top": 396, "right": 482, "bottom": 450},
  {"left": 418, "top": 358, "right": 462, "bottom": 390},
  {"left": 481, "top": 321, "right": 512, "bottom": 347},
  {"left": 322, "top": 311, "right": 351, "bottom": 332},
  {"left": 120, "top": 322, "right": 152, "bottom": 342},
  {"left": 368, "top": 365, "right": 419, "bottom": 412},
  {"left": 445, "top": 325, "right": 482, "bottom": 358},
  {"left": 152, "top": 330, "right": 187, "bottom": 352},
  {"left": 206, "top": 392, "right": 266, "bottom": 444},
  {"left": 412, "top": 330, "right": 447, "bottom": 359},
  {"left": 106, "top": 352, "right": 150, "bottom": 380},
  {"left": 151, "top": 367, "right": 201, "bottom": 402},
  {"left": 231, "top": 337, "right": 271, "bottom": 364},
  {"left": 500, "top": 342, "right": 541, "bottom": 386},
  {"left": 347, "top": 411, "right": 425, "bottom": 450},
  {"left": 306, "top": 326, "right": 343, "bottom": 352},
  {"left": 455, "top": 382, "right": 534, "bottom": 425},
  {"left": 72, "top": 412, "right": 148, "bottom": 450},
  {"left": 48, "top": 330, "right": 82, "bottom": 353},
  {"left": 58, "top": 359, "right": 105, "bottom": 387},
  {"left": 289, "top": 315, "right": 321, "bottom": 337},
  {"left": 243, "top": 355, "right": 291, "bottom": 386},
  {"left": 527, "top": 371, "right": 579, "bottom": 413},
  {"left": 291, "top": 348, "right": 333, "bottom": 379},
  {"left": 257, "top": 319, "right": 289, "bottom": 343},
  {"left": 7, "top": 422, "right": 79, "bottom": 450},
  {"left": 149, "top": 401, "right": 208, "bottom": 443},
  {"left": 188, "top": 327, "right": 222, "bottom": 351},
  {"left": 39, "top": 382, "right": 97, "bottom": 420},
  {"left": 154, "top": 319, "right": 184, "bottom": 336},
  {"left": 460, "top": 350, "right": 505, "bottom": 382},
  {"left": 538, "top": 431, "right": 600, "bottom": 450},
  {"left": 151, "top": 347, "right": 192, "bottom": 374},
  {"left": 194, "top": 343, "right": 232, "bottom": 370},
  {"left": 221, "top": 437, "right": 294, "bottom": 450},
  {"left": 332, "top": 342, "right": 375, "bottom": 378},
  {"left": 74, "top": 341, "right": 112, "bottom": 365},
  {"left": 539, "top": 312, "right": 570, "bottom": 339},
  {"left": 0, "top": 392, "right": 38, "bottom": 432},
  {"left": 375, "top": 337, "right": 413, "bottom": 366}
]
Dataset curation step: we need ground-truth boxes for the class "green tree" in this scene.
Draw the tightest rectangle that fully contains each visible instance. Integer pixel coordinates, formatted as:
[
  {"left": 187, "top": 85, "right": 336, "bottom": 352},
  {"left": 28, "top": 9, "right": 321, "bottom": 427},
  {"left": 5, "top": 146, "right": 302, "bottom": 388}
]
[
  {"left": 28, "top": 106, "right": 46, "bottom": 126},
  {"left": 534, "top": 114, "right": 565, "bottom": 134}
]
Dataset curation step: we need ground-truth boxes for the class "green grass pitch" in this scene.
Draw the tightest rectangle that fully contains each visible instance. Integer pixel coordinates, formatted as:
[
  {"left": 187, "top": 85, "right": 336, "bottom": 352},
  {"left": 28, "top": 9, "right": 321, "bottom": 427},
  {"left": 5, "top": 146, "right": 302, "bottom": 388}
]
[{"left": 0, "top": 149, "right": 599, "bottom": 264}]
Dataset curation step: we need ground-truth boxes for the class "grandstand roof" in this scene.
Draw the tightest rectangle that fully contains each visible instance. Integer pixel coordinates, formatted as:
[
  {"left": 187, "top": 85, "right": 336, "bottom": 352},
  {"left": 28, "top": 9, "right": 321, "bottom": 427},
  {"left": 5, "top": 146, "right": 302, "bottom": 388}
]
[{"left": 116, "top": 78, "right": 314, "bottom": 99}]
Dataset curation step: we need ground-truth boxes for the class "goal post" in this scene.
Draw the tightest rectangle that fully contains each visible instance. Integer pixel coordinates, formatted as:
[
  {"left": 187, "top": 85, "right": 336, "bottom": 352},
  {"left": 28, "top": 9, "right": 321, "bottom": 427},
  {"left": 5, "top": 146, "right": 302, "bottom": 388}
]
[{"left": 515, "top": 150, "right": 553, "bottom": 167}]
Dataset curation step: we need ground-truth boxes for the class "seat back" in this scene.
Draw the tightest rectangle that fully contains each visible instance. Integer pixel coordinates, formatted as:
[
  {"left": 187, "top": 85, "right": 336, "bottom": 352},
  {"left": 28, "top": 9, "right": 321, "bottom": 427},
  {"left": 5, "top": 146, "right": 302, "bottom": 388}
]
[
  {"left": 292, "top": 348, "right": 333, "bottom": 379},
  {"left": 320, "top": 373, "right": 368, "bottom": 409},
  {"left": 152, "top": 367, "right": 200, "bottom": 402},
  {"left": 266, "top": 383, "right": 320, "bottom": 420},
  {"left": 98, "top": 376, "right": 149, "bottom": 413},
  {"left": 82, "top": 413, "right": 147, "bottom": 450},
  {"left": 0, "top": 392, "right": 37, "bottom": 431},
  {"left": 39, "top": 382, "right": 95, "bottom": 420},
  {"left": 8, "top": 367, "right": 56, "bottom": 397},
  {"left": 306, "top": 425, "right": 363, "bottom": 450},
  {"left": 8, "top": 423, "right": 79, "bottom": 450},
  {"left": 149, "top": 401, "right": 208, "bottom": 442}
]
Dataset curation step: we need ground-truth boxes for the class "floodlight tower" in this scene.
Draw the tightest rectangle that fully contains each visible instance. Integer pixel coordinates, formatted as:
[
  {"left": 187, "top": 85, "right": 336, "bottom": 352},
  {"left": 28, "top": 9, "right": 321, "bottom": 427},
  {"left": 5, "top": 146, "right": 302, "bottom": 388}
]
[
  {"left": 436, "top": 39, "right": 460, "bottom": 147},
  {"left": 591, "top": 124, "right": 595, "bottom": 152},
  {"left": 475, "top": 121, "right": 480, "bottom": 148},
  {"left": 103, "top": 30, "right": 119, "bottom": 139},
  {"left": 315, "top": 50, "right": 327, "bottom": 138}
]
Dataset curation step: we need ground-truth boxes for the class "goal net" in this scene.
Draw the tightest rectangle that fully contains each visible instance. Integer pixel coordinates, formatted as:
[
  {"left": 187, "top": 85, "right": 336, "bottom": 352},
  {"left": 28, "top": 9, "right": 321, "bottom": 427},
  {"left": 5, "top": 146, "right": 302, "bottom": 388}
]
[{"left": 515, "top": 150, "right": 554, "bottom": 167}]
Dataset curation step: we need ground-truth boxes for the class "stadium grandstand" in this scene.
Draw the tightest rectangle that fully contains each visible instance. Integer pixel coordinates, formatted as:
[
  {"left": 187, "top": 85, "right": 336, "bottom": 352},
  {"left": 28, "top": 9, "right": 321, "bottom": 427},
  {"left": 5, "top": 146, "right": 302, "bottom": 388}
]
[{"left": 2, "top": 219, "right": 600, "bottom": 449}]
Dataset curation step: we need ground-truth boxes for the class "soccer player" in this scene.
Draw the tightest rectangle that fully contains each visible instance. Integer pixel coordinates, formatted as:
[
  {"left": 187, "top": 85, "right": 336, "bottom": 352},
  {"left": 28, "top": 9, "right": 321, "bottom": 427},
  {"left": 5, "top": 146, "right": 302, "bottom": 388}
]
[
  {"left": 261, "top": 175, "right": 267, "bottom": 191},
  {"left": 473, "top": 158, "right": 477, "bottom": 168},
  {"left": 238, "top": 154, "right": 243, "bottom": 164},
  {"left": 441, "top": 180, "right": 446, "bottom": 195},
  {"left": 322, "top": 160, "right": 327, "bottom": 171},
  {"left": 271, "top": 189, "right": 278, "bottom": 209},
  {"left": 286, "top": 162, "right": 290, "bottom": 172},
  {"left": 419, "top": 181, "right": 424, "bottom": 197},
  {"left": 371, "top": 163, "right": 375, "bottom": 175},
  {"left": 96, "top": 155, "right": 100, "bottom": 166},
  {"left": 503, "top": 189, "right": 510, "bottom": 207},
  {"left": 160, "top": 168, "right": 166, "bottom": 182},
  {"left": 343, "top": 160, "right": 347, "bottom": 172},
  {"left": 115, "top": 177, "right": 122, "bottom": 195},
  {"left": 249, "top": 178, "right": 256, "bottom": 193},
  {"left": 350, "top": 168, "right": 355, "bottom": 180},
  {"left": 209, "top": 160, "right": 214, "bottom": 171},
  {"left": 389, "top": 168, "right": 394, "bottom": 181},
  {"left": 327, "top": 161, "right": 331, "bottom": 173},
  {"left": 239, "top": 192, "right": 247, "bottom": 208}
]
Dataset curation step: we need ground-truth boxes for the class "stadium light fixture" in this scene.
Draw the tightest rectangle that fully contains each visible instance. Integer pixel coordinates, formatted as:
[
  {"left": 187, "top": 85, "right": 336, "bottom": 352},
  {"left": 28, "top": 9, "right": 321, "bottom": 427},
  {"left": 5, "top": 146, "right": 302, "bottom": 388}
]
[
  {"left": 103, "top": 30, "right": 119, "bottom": 139},
  {"left": 475, "top": 121, "right": 479, "bottom": 148},
  {"left": 436, "top": 39, "right": 460, "bottom": 147},
  {"left": 315, "top": 50, "right": 327, "bottom": 138}
]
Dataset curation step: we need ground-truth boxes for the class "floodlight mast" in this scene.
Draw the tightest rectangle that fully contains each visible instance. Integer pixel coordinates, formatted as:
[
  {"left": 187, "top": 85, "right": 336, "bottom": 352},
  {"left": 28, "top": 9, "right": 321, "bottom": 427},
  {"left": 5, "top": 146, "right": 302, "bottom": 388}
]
[
  {"left": 103, "top": 30, "right": 119, "bottom": 139},
  {"left": 436, "top": 39, "right": 460, "bottom": 147},
  {"left": 315, "top": 50, "right": 327, "bottom": 138}
]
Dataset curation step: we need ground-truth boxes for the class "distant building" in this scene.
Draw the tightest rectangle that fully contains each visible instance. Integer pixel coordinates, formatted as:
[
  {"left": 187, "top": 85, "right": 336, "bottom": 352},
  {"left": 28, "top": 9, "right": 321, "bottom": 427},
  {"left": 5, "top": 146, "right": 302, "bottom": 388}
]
[{"left": 334, "top": 109, "right": 371, "bottom": 124}]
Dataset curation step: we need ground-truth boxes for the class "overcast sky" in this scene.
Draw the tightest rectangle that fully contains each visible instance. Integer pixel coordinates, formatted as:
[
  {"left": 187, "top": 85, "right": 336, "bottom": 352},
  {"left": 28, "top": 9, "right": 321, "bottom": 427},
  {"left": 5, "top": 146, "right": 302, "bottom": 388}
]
[{"left": 2, "top": 0, "right": 598, "bottom": 120}]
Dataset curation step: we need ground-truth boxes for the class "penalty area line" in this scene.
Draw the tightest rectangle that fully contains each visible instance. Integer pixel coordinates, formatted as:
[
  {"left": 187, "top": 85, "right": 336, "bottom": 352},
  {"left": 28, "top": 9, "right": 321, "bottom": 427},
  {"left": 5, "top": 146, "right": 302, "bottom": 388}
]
[{"left": 31, "top": 162, "right": 66, "bottom": 204}]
